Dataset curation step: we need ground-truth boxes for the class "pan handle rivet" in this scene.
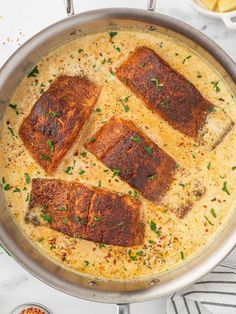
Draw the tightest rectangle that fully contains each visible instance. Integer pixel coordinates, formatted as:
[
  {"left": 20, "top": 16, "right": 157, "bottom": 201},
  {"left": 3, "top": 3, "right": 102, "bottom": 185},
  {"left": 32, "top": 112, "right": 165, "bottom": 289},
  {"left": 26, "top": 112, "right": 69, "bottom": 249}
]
[
  {"left": 150, "top": 278, "right": 160, "bottom": 286},
  {"left": 88, "top": 280, "right": 97, "bottom": 286}
]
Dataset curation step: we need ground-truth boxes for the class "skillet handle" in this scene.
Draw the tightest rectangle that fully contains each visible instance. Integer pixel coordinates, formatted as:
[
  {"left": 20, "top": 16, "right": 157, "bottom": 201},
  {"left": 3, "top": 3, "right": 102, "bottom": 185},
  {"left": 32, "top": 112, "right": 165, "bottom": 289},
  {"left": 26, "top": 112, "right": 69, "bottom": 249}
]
[
  {"left": 63, "top": 0, "right": 157, "bottom": 15},
  {"left": 117, "top": 304, "right": 130, "bottom": 314},
  {"left": 64, "top": 0, "right": 75, "bottom": 16},
  {"left": 147, "top": 0, "right": 157, "bottom": 11}
]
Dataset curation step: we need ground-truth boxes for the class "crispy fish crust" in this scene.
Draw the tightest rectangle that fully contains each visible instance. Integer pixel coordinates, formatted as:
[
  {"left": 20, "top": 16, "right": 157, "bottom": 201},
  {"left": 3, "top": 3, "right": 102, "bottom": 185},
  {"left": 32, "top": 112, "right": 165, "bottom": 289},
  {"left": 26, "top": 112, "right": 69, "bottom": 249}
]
[
  {"left": 19, "top": 76, "right": 101, "bottom": 173},
  {"left": 27, "top": 178, "right": 144, "bottom": 247},
  {"left": 116, "top": 46, "right": 217, "bottom": 138},
  {"left": 85, "top": 116, "right": 176, "bottom": 203}
]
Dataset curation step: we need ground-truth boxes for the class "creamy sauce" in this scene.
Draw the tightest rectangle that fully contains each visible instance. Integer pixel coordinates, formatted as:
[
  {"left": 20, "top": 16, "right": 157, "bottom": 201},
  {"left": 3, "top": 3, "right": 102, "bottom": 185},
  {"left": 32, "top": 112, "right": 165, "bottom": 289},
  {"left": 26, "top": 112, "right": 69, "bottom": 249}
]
[{"left": 0, "top": 29, "right": 236, "bottom": 280}]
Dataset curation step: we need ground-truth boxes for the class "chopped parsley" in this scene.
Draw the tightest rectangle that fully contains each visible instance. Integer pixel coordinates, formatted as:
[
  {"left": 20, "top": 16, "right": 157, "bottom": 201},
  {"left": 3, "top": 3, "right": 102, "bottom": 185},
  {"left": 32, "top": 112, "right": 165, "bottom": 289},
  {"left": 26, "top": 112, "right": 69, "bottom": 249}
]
[
  {"left": 27, "top": 65, "right": 39, "bottom": 78},
  {"left": 79, "top": 169, "right": 85, "bottom": 175},
  {"left": 9, "top": 103, "right": 19, "bottom": 115},
  {"left": 123, "top": 105, "right": 129, "bottom": 112},
  {"left": 109, "top": 69, "right": 115, "bottom": 76},
  {"left": 128, "top": 190, "right": 138, "bottom": 198},
  {"left": 25, "top": 193, "right": 29, "bottom": 202},
  {"left": 113, "top": 45, "right": 121, "bottom": 52},
  {"left": 148, "top": 174, "right": 156, "bottom": 180},
  {"left": 231, "top": 166, "right": 236, "bottom": 171},
  {"left": 80, "top": 151, "right": 87, "bottom": 158},
  {"left": 1, "top": 177, "right": 11, "bottom": 191},
  {"left": 13, "top": 187, "right": 21, "bottom": 193},
  {"left": 148, "top": 240, "right": 155, "bottom": 244},
  {"left": 57, "top": 206, "right": 67, "bottom": 211},
  {"left": 8, "top": 127, "right": 16, "bottom": 137},
  {"left": 150, "top": 78, "right": 163, "bottom": 91},
  {"left": 95, "top": 108, "right": 102, "bottom": 112},
  {"left": 99, "top": 243, "right": 106, "bottom": 248},
  {"left": 93, "top": 216, "right": 102, "bottom": 222},
  {"left": 180, "top": 251, "right": 185, "bottom": 260},
  {"left": 207, "top": 162, "right": 211, "bottom": 170},
  {"left": 131, "top": 136, "right": 141, "bottom": 143},
  {"left": 119, "top": 96, "right": 130, "bottom": 112},
  {"left": 24, "top": 173, "right": 30, "bottom": 184},
  {"left": 64, "top": 160, "right": 76, "bottom": 175},
  {"left": 150, "top": 220, "right": 161, "bottom": 236},
  {"left": 41, "top": 154, "right": 51, "bottom": 161},
  {"left": 197, "top": 71, "right": 202, "bottom": 78},
  {"left": 78, "top": 48, "right": 84, "bottom": 53},
  {"left": 182, "top": 55, "right": 192, "bottom": 64},
  {"left": 63, "top": 217, "right": 68, "bottom": 224},
  {"left": 98, "top": 180, "right": 102, "bottom": 187},
  {"left": 128, "top": 249, "right": 144, "bottom": 261},
  {"left": 41, "top": 214, "right": 52, "bottom": 223},
  {"left": 74, "top": 216, "right": 82, "bottom": 224},
  {"left": 207, "top": 105, "right": 216, "bottom": 112},
  {"left": 211, "top": 80, "right": 220, "bottom": 93},
  {"left": 205, "top": 215, "right": 214, "bottom": 226},
  {"left": 4, "top": 184, "right": 11, "bottom": 191},
  {"left": 108, "top": 31, "right": 118, "bottom": 39},
  {"left": 47, "top": 140, "right": 55, "bottom": 152},
  {"left": 222, "top": 181, "right": 230, "bottom": 195},
  {"left": 179, "top": 182, "right": 185, "bottom": 188},
  {"left": 84, "top": 260, "right": 89, "bottom": 266},
  {"left": 210, "top": 208, "right": 217, "bottom": 218},
  {"left": 112, "top": 168, "right": 121, "bottom": 178},
  {"left": 144, "top": 146, "right": 152, "bottom": 154},
  {"left": 89, "top": 137, "right": 96, "bottom": 143},
  {"left": 46, "top": 111, "right": 59, "bottom": 118}
]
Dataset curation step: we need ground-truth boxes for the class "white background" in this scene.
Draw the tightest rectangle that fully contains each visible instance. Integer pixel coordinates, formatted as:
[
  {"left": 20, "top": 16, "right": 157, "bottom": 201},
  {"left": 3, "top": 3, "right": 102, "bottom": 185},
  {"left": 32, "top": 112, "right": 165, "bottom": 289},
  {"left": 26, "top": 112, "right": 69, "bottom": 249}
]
[{"left": 0, "top": 0, "right": 236, "bottom": 313}]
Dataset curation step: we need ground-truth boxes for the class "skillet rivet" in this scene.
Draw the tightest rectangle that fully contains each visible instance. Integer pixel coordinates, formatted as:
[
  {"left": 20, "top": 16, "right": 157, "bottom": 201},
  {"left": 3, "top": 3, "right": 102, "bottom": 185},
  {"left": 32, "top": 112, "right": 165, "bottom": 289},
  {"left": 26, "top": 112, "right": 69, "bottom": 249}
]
[
  {"left": 88, "top": 280, "right": 97, "bottom": 286},
  {"left": 150, "top": 279, "right": 160, "bottom": 286}
]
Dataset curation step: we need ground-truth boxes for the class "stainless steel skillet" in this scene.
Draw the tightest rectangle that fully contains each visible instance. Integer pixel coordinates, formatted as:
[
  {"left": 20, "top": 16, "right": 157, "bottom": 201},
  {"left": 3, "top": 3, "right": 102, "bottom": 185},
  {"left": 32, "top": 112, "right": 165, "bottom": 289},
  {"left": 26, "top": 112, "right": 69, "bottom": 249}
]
[{"left": 0, "top": 1, "right": 236, "bottom": 313}]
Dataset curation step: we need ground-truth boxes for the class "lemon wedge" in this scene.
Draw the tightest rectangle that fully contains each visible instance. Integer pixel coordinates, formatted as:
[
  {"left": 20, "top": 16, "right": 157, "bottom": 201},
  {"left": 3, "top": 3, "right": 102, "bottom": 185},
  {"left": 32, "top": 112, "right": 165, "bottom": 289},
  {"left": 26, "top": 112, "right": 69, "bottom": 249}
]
[
  {"left": 200, "top": 0, "right": 218, "bottom": 10},
  {"left": 218, "top": 0, "right": 236, "bottom": 12}
]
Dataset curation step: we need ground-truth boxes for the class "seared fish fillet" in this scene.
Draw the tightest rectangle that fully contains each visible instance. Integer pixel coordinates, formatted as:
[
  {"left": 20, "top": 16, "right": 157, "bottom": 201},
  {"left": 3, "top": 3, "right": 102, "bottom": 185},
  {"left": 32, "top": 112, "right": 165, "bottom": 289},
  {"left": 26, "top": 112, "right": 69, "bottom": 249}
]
[
  {"left": 116, "top": 46, "right": 234, "bottom": 147},
  {"left": 26, "top": 178, "right": 144, "bottom": 247},
  {"left": 19, "top": 76, "right": 101, "bottom": 173},
  {"left": 86, "top": 117, "right": 206, "bottom": 217},
  {"left": 86, "top": 116, "right": 176, "bottom": 203}
]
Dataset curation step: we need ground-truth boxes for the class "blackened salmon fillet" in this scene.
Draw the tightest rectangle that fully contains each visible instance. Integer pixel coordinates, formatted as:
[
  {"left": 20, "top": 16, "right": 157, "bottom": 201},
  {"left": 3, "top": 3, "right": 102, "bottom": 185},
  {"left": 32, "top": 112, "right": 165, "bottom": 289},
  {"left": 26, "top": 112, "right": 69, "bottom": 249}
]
[
  {"left": 26, "top": 178, "right": 144, "bottom": 247},
  {"left": 85, "top": 116, "right": 176, "bottom": 203},
  {"left": 116, "top": 46, "right": 234, "bottom": 147},
  {"left": 19, "top": 76, "right": 101, "bottom": 173},
  {"left": 85, "top": 117, "right": 206, "bottom": 217}
]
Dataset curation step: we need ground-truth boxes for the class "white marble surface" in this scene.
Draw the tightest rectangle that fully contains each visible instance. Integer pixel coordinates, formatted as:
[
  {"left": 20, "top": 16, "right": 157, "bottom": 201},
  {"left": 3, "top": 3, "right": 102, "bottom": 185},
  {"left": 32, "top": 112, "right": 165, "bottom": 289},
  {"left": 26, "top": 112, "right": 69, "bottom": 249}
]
[{"left": 0, "top": 0, "right": 235, "bottom": 313}]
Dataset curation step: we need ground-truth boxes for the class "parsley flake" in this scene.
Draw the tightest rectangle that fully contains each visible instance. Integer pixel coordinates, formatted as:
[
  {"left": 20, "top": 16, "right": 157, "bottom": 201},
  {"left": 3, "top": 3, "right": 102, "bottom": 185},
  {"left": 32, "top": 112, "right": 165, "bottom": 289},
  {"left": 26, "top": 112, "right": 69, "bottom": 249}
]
[
  {"left": 27, "top": 65, "right": 39, "bottom": 78},
  {"left": 150, "top": 78, "right": 163, "bottom": 91},
  {"left": 131, "top": 136, "right": 141, "bottom": 143},
  {"left": 211, "top": 80, "right": 220, "bottom": 93},
  {"left": 210, "top": 208, "right": 217, "bottom": 218},
  {"left": 109, "top": 31, "right": 118, "bottom": 39},
  {"left": 47, "top": 140, "right": 55, "bottom": 152},
  {"left": 112, "top": 168, "right": 121, "bottom": 178},
  {"left": 24, "top": 173, "right": 30, "bottom": 184},
  {"left": 41, "top": 214, "right": 52, "bottom": 223},
  {"left": 144, "top": 146, "right": 152, "bottom": 154},
  {"left": 150, "top": 220, "right": 161, "bottom": 236},
  {"left": 222, "top": 181, "right": 230, "bottom": 195}
]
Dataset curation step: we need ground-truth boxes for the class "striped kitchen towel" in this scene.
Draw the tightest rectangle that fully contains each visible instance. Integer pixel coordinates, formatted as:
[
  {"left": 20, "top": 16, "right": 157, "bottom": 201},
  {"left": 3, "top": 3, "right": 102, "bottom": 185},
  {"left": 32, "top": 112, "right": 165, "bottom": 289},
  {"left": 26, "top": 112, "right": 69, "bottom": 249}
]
[{"left": 167, "top": 263, "right": 236, "bottom": 314}]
